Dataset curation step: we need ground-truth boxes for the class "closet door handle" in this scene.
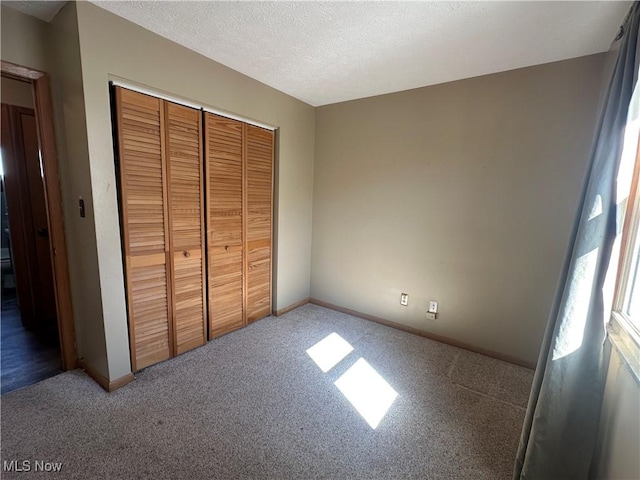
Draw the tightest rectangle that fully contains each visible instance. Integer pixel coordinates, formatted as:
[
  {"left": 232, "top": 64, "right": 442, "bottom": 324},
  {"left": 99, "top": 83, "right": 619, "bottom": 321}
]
[
  {"left": 225, "top": 245, "right": 229, "bottom": 252},
  {"left": 183, "top": 251, "right": 190, "bottom": 258}
]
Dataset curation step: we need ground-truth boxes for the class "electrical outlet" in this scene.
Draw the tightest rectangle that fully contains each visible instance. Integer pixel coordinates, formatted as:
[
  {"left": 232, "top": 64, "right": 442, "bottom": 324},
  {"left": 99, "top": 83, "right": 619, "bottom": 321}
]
[
  {"left": 428, "top": 300, "right": 438, "bottom": 313},
  {"left": 426, "top": 312, "right": 437, "bottom": 320},
  {"left": 400, "top": 293, "right": 409, "bottom": 306}
]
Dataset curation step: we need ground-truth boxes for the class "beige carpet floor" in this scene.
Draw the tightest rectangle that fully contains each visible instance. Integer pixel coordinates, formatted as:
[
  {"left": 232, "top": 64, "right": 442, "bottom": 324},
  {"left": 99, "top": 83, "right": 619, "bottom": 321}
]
[{"left": 1, "top": 304, "right": 534, "bottom": 479}]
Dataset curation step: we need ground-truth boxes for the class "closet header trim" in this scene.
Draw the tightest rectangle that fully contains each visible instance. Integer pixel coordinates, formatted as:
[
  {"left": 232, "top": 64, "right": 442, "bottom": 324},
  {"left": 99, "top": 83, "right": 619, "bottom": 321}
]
[{"left": 109, "top": 80, "right": 277, "bottom": 131}]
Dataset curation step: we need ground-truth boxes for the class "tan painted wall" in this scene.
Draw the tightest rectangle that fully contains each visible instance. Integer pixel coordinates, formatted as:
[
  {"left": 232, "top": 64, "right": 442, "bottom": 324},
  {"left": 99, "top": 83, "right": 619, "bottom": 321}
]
[
  {"left": 47, "top": 2, "right": 109, "bottom": 377},
  {"left": 312, "top": 55, "right": 605, "bottom": 365},
  {"left": 1, "top": 4, "right": 109, "bottom": 377},
  {"left": 74, "top": 2, "right": 315, "bottom": 380},
  {"left": 593, "top": 346, "right": 640, "bottom": 479},
  {"left": 1, "top": 1, "right": 607, "bottom": 375},
  {"left": 1, "top": 77, "right": 34, "bottom": 108},
  {"left": 0, "top": 6, "right": 49, "bottom": 73}
]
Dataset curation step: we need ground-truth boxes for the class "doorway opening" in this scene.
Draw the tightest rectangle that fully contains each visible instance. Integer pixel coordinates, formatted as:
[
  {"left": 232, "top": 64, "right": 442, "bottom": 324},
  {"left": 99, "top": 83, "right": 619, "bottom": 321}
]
[{"left": 0, "top": 62, "right": 76, "bottom": 394}]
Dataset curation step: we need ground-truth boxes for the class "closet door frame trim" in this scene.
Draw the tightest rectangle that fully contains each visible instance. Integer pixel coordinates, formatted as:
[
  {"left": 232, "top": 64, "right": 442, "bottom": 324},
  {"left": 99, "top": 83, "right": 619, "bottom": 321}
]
[{"left": 1, "top": 62, "right": 77, "bottom": 371}]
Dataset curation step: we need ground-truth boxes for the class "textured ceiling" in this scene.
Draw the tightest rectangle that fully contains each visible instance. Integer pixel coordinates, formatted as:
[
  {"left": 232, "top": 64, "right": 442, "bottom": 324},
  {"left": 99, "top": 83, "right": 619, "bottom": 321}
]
[
  {"left": 91, "top": 1, "right": 630, "bottom": 106},
  {"left": 23, "top": 1, "right": 633, "bottom": 106},
  {"left": 4, "top": 0, "right": 67, "bottom": 22}
]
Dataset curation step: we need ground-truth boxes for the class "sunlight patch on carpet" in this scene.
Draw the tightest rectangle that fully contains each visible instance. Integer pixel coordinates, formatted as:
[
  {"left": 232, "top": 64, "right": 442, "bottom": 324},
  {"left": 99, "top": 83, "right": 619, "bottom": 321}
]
[
  {"left": 335, "top": 358, "right": 398, "bottom": 429},
  {"left": 306, "top": 332, "right": 354, "bottom": 373}
]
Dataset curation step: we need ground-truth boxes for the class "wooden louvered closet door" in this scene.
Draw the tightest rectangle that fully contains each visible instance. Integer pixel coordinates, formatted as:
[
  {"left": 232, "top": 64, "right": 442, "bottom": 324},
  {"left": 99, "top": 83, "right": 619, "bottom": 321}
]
[
  {"left": 116, "top": 88, "right": 206, "bottom": 370},
  {"left": 205, "top": 113, "right": 245, "bottom": 337},
  {"left": 115, "top": 87, "right": 172, "bottom": 371},
  {"left": 117, "top": 86, "right": 274, "bottom": 366},
  {"left": 165, "top": 102, "right": 207, "bottom": 354},
  {"left": 246, "top": 125, "right": 274, "bottom": 323}
]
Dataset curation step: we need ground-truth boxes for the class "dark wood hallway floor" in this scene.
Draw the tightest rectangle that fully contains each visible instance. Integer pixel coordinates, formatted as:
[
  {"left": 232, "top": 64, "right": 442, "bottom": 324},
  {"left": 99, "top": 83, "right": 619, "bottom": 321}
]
[{"left": 1, "top": 292, "right": 61, "bottom": 394}]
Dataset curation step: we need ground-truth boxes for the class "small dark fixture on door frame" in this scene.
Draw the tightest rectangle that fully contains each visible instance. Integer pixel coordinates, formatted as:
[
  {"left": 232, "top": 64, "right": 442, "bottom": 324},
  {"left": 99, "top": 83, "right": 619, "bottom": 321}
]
[{"left": 1, "top": 60, "right": 76, "bottom": 370}]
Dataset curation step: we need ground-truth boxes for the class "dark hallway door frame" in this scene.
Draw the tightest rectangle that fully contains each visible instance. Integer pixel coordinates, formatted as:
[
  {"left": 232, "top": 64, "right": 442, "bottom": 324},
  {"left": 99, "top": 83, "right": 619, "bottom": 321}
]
[{"left": 1, "top": 60, "right": 76, "bottom": 370}]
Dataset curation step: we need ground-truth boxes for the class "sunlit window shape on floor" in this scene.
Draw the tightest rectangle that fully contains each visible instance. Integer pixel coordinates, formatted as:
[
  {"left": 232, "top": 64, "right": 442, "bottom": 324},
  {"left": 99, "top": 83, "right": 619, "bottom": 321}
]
[
  {"left": 334, "top": 358, "right": 398, "bottom": 429},
  {"left": 306, "top": 332, "right": 354, "bottom": 373}
]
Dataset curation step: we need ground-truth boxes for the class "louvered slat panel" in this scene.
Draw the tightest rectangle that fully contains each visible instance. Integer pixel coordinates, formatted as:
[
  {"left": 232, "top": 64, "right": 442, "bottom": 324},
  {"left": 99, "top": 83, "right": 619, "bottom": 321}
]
[
  {"left": 205, "top": 113, "right": 244, "bottom": 337},
  {"left": 246, "top": 125, "right": 274, "bottom": 323},
  {"left": 166, "top": 102, "right": 206, "bottom": 355},
  {"left": 115, "top": 87, "right": 171, "bottom": 371}
]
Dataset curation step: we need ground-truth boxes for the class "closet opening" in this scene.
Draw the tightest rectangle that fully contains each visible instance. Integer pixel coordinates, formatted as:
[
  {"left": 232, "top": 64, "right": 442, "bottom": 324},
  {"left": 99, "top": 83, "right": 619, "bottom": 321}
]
[
  {"left": 111, "top": 84, "right": 275, "bottom": 372},
  {"left": 0, "top": 62, "right": 76, "bottom": 394}
]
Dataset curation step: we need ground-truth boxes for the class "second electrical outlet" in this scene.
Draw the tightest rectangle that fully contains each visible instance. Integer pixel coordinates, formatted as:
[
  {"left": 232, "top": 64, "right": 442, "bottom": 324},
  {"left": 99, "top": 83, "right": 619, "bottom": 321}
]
[{"left": 428, "top": 301, "right": 438, "bottom": 313}]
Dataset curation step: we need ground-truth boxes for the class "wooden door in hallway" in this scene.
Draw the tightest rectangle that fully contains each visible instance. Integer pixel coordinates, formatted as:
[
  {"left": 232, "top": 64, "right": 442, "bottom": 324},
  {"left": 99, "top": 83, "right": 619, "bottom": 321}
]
[{"left": 1, "top": 104, "right": 57, "bottom": 330}]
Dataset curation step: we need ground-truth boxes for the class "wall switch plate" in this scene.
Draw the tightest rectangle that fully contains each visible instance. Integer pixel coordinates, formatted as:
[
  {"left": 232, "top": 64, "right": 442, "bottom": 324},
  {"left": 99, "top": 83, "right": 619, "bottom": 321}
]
[
  {"left": 426, "top": 312, "right": 437, "bottom": 320},
  {"left": 428, "top": 300, "right": 438, "bottom": 313},
  {"left": 400, "top": 293, "right": 409, "bottom": 306}
]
